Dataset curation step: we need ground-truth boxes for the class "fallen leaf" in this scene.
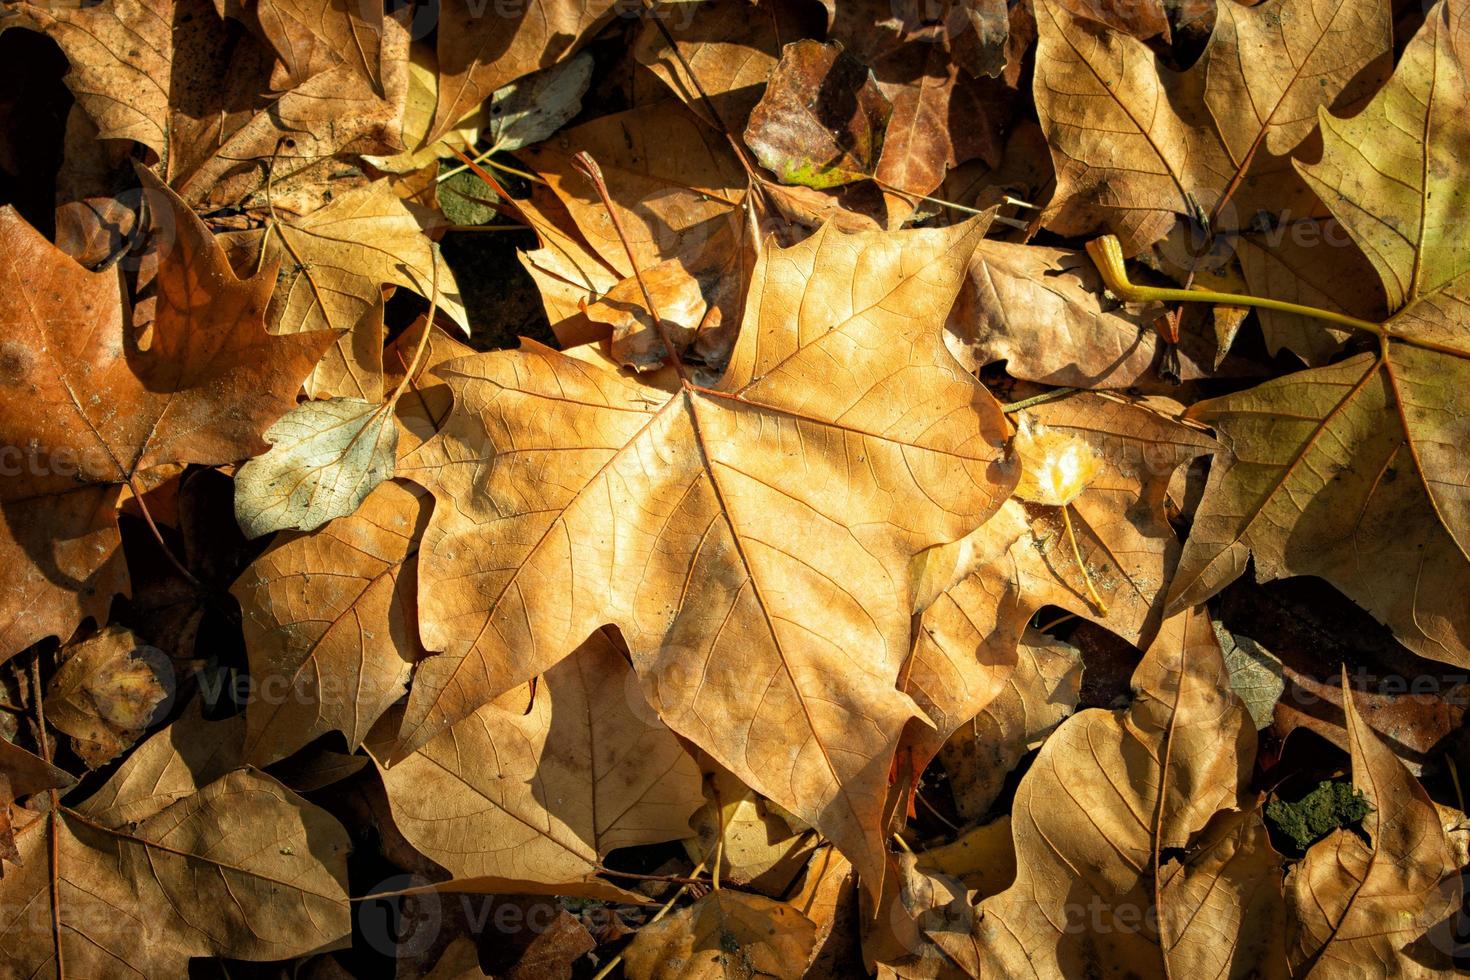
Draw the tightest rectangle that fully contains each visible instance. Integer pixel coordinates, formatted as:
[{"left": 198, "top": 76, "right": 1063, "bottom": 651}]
[
  {"left": 1216, "top": 622, "right": 1285, "bottom": 730},
  {"left": 744, "top": 39, "right": 893, "bottom": 190},
  {"left": 233, "top": 396, "right": 400, "bottom": 537},
  {"left": 0, "top": 738, "right": 73, "bottom": 866},
  {"left": 0, "top": 175, "right": 333, "bottom": 660},
  {"left": 914, "top": 816, "right": 1016, "bottom": 898},
  {"left": 974, "top": 607, "right": 1287, "bottom": 976},
  {"left": 216, "top": 0, "right": 384, "bottom": 91},
  {"left": 0, "top": 717, "right": 350, "bottom": 975},
  {"left": 1285, "top": 674, "right": 1462, "bottom": 973},
  {"left": 681, "top": 766, "right": 820, "bottom": 897},
  {"left": 937, "top": 630, "right": 1082, "bottom": 821},
  {"left": 622, "top": 889, "right": 818, "bottom": 980},
  {"left": 1033, "top": 0, "right": 1389, "bottom": 254},
  {"left": 46, "top": 625, "right": 172, "bottom": 768},
  {"left": 484, "top": 52, "right": 594, "bottom": 155},
  {"left": 430, "top": 0, "right": 614, "bottom": 142},
  {"left": 399, "top": 220, "right": 1015, "bottom": 892},
  {"left": 1056, "top": 0, "right": 1169, "bottom": 38},
  {"left": 233, "top": 479, "right": 429, "bottom": 766},
  {"left": 377, "top": 630, "right": 704, "bottom": 898},
  {"left": 360, "top": 42, "right": 481, "bottom": 174}
]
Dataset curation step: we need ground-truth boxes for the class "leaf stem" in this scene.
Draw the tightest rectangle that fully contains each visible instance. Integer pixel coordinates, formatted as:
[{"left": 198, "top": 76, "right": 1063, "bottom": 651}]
[
  {"left": 1085, "top": 235, "right": 1384, "bottom": 336},
  {"left": 387, "top": 245, "right": 442, "bottom": 409},
  {"left": 1062, "top": 505, "right": 1108, "bottom": 616},
  {"left": 570, "top": 151, "right": 691, "bottom": 383},
  {"left": 1002, "top": 388, "right": 1077, "bottom": 414},
  {"left": 126, "top": 474, "right": 204, "bottom": 591}
]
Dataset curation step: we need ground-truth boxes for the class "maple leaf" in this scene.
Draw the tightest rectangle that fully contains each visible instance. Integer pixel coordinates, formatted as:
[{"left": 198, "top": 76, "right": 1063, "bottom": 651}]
[
  {"left": 0, "top": 717, "right": 350, "bottom": 975},
  {"left": 214, "top": 0, "right": 386, "bottom": 92},
  {"left": 376, "top": 630, "right": 704, "bottom": 899},
  {"left": 0, "top": 175, "right": 334, "bottom": 660},
  {"left": 973, "top": 607, "right": 1287, "bottom": 975},
  {"left": 1168, "top": 0, "right": 1470, "bottom": 665},
  {"left": 1285, "top": 673, "right": 1462, "bottom": 973},
  {"left": 1031, "top": 0, "right": 1390, "bottom": 269},
  {"left": 396, "top": 219, "right": 1016, "bottom": 891}
]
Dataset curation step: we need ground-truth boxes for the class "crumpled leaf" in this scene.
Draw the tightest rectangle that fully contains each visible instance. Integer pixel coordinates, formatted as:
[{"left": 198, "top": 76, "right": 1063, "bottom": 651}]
[
  {"left": 744, "top": 39, "right": 892, "bottom": 190},
  {"left": 484, "top": 52, "right": 594, "bottom": 154},
  {"left": 233, "top": 479, "right": 429, "bottom": 766},
  {"left": 945, "top": 239, "right": 1160, "bottom": 389},
  {"left": 1033, "top": 0, "right": 1390, "bottom": 255},
  {"left": 376, "top": 630, "right": 703, "bottom": 898},
  {"left": 430, "top": 0, "right": 614, "bottom": 142},
  {"left": 0, "top": 175, "right": 334, "bottom": 660},
  {"left": 937, "top": 630, "right": 1082, "bottom": 821},
  {"left": 46, "top": 625, "right": 172, "bottom": 768},
  {"left": 398, "top": 220, "right": 1016, "bottom": 892},
  {"left": 0, "top": 717, "right": 350, "bottom": 975},
  {"left": 826, "top": 0, "right": 1012, "bottom": 217},
  {"left": 1168, "top": 0, "right": 1470, "bottom": 665},
  {"left": 974, "top": 607, "right": 1287, "bottom": 976},
  {"left": 1285, "top": 675, "right": 1462, "bottom": 973},
  {"left": 622, "top": 889, "right": 817, "bottom": 980},
  {"left": 234, "top": 397, "right": 399, "bottom": 537}
]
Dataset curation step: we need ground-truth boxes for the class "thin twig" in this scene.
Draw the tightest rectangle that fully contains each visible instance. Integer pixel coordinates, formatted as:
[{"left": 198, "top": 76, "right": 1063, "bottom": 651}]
[
  {"left": 387, "top": 246, "right": 441, "bottom": 408},
  {"left": 1002, "top": 388, "right": 1077, "bottom": 414},
  {"left": 589, "top": 856, "right": 711, "bottom": 980},
  {"left": 126, "top": 474, "right": 203, "bottom": 591},
  {"left": 31, "top": 654, "right": 65, "bottom": 979},
  {"left": 1061, "top": 505, "right": 1108, "bottom": 616}
]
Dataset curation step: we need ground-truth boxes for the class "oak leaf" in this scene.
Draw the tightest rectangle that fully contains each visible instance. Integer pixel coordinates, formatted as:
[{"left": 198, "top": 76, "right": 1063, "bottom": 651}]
[
  {"left": 973, "top": 607, "right": 1287, "bottom": 976},
  {"left": 0, "top": 178, "right": 334, "bottom": 660},
  {"left": 398, "top": 220, "right": 1016, "bottom": 891},
  {"left": 1285, "top": 673, "right": 1462, "bottom": 973},
  {"left": 377, "top": 630, "right": 704, "bottom": 898},
  {"left": 1168, "top": 0, "right": 1470, "bottom": 665}
]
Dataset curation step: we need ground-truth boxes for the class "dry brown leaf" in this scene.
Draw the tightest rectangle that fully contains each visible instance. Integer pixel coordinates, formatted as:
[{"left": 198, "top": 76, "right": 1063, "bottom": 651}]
[
  {"left": 0, "top": 175, "right": 334, "bottom": 661},
  {"left": 397, "top": 220, "right": 1015, "bottom": 892},
  {"left": 430, "top": 0, "right": 614, "bottom": 142},
  {"left": 1056, "top": 0, "right": 1169, "bottom": 38},
  {"left": 1285, "top": 674, "right": 1462, "bottom": 974},
  {"left": 681, "top": 766, "right": 819, "bottom": 897},
  {"left": 0, "top": 738, "right": 74, "bottom": 866},
  {"left": 945, "top": 239, "right": 1160, "bottom": 388},
  {"left": 520, "top": 99, "right": 747, "bottom": 276},
  {"left": 903, "top": 393, "right": 1215, "bottom": 766},
  {"left": 216, "top": 0, "right": 385, "bottom": 91},
  {"left": 789, "top": 846, "right": 863, "bottom": 979},
  {"left": 937, "top": 630, "right": 1081, "bottom": 821},
  {"left": 1033, "top": 0, "right": 1389, "bottom": 254},
  {"left": 233, "top": 479, "right": 429, "bottom": 766},
  {"left": 46, "top": 625, "right": 171, "bottom": 768},
  {"left": 622, "top": 889, "right": 818, "bottom": 980},
  {"left": 377, "top": 630, "right": 701, "bottom": 898},
  {"left": 223, "top": 179, "right": 468, "bottom": 398},
  {"left": 634, "top": 0, "right": 827, "bottom": 133},
  {"left": 744, "top": 39, "right": 892, "bottom": 190},
  {"left": 0, "top": 718, "right": 350, "bottom": 975},
  {"left": 973, "top": 607, "right": 1287, "bottom": 976},
  {"left": 826, "top": 0, "right": 1012, "bottom": 215}
]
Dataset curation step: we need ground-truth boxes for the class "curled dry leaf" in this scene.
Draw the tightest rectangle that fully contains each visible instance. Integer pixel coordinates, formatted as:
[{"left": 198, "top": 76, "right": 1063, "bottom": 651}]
[
  {"left": 1285, "top": 673, "right": 1462, "bottom": 973},
  {"left": 0, "top": 176, "right": 334, "bottom": 661},
  {"left": 743, "top": 39, "right": 893, "bottom": 190},
  {"left": 376, "top": 630, "right": 703, "bottom": 899},
  {"left": 46, "top": 625, "right": 172, "bottom": 768},
  {"left": 0, "top": 718, "right": 349, "bottom": 975},
  {"left": 397, "top": 220, "right": 1016, "bottom": 892},
  {"left": 1169, "top": 0, "right": 1470, "bottom": 666},
  {"left": 622, "top": 889, "right": 818, "bottom": 980},
  {"left": 974, "top": 607, "right": 1287, "bottom": 976},
  {"left": 233, "top": 397, "right": 400, "bottom": 538},
  {"left": 233, "top": 479, "right": 429, "bottom": 766}
]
